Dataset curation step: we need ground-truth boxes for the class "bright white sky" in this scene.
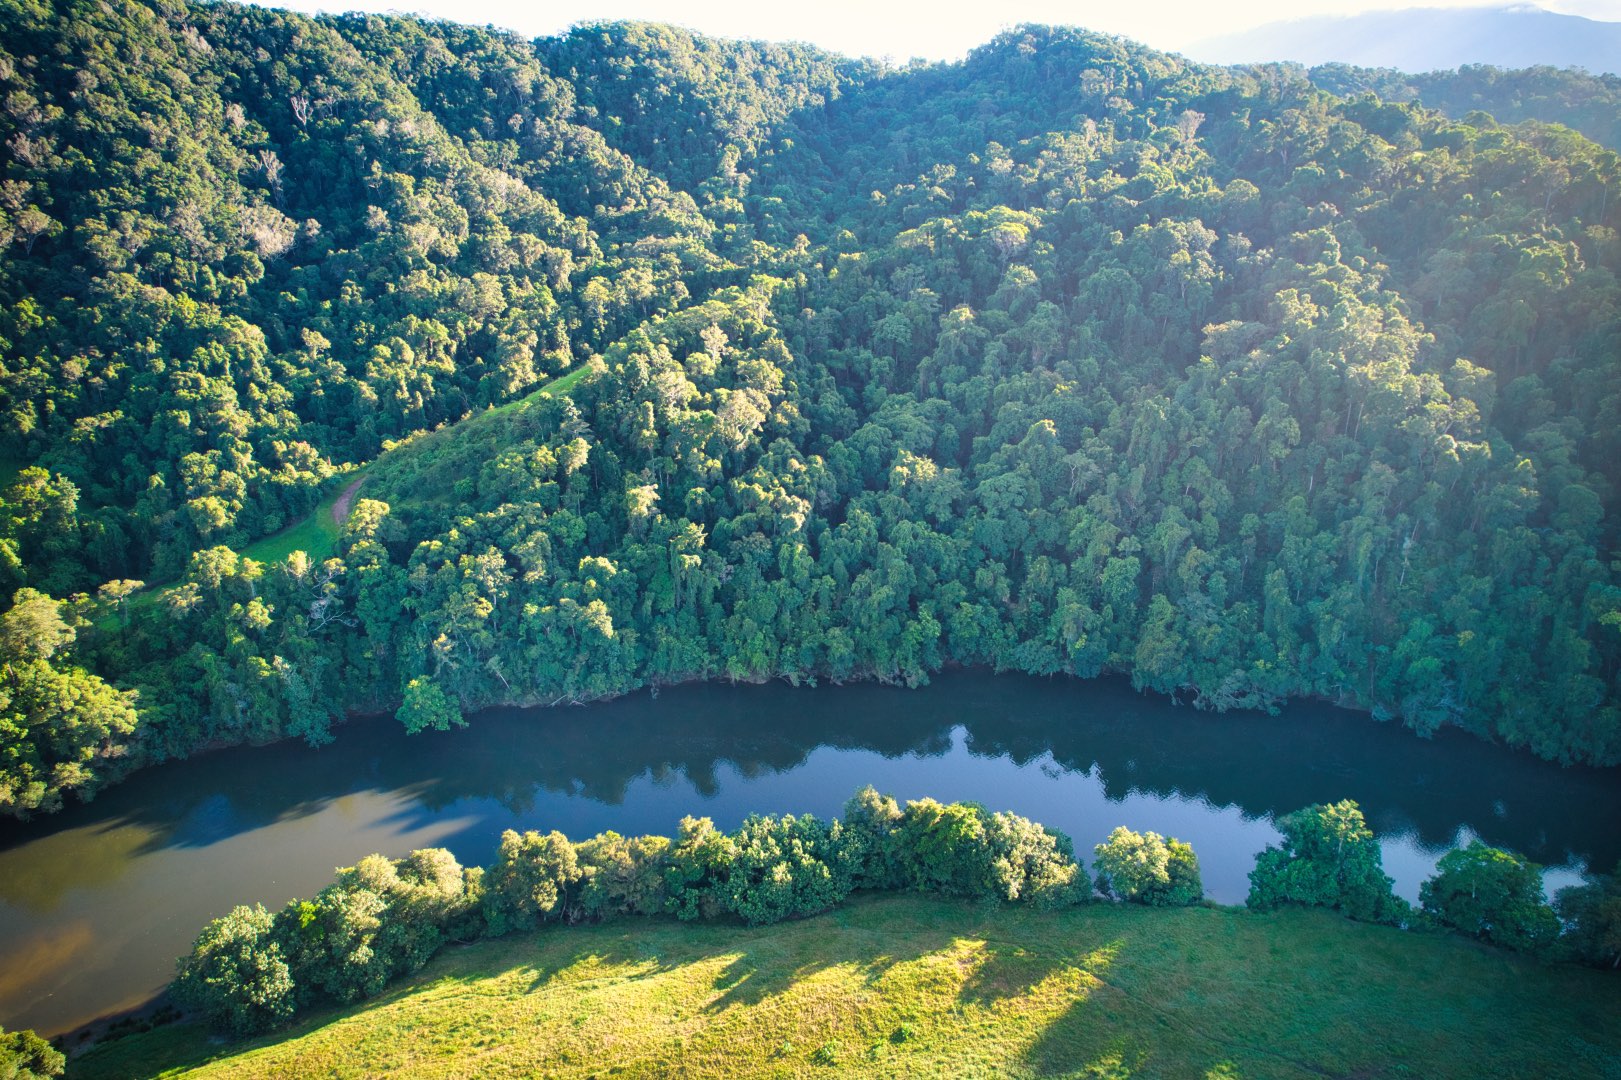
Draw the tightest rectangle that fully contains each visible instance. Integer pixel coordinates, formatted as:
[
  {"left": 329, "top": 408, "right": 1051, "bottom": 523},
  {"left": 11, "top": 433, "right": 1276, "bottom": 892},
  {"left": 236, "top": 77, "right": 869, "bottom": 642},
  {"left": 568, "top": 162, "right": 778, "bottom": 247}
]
[{"left": 250, "top": 0, "right": 1621, "bottom": 59}]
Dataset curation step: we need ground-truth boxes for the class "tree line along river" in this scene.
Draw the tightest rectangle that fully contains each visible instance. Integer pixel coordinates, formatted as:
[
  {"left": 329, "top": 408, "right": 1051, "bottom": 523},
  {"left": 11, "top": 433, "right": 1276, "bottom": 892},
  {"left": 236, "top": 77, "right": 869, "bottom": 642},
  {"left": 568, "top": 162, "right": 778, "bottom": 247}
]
[{"left": 1, "top": 671, "right": 1617, "bottom": 1038}]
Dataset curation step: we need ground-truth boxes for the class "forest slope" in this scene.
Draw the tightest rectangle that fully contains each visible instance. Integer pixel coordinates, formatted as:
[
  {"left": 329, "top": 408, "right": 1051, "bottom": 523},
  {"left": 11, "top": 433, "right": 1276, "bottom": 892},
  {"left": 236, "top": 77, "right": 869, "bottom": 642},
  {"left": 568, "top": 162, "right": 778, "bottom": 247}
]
[{"left": 0, "top": 4, "right": 1618, "bottom": 818}]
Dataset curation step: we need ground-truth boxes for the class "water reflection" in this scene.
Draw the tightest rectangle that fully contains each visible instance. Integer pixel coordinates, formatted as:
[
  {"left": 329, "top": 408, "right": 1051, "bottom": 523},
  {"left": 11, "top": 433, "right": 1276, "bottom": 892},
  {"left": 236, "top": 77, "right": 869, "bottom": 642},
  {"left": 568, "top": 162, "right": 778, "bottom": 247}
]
[{"left": 0, "top": 671, "right": 1615, "bottom": 1038}]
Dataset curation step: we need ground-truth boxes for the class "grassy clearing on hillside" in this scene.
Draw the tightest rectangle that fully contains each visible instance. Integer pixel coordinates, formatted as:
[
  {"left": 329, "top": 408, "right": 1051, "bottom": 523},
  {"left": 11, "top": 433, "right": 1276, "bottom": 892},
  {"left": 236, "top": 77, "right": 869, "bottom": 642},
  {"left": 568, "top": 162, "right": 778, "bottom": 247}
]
[
  {"left": 236, "top": 365, "right": 590, "bottom": 565},
  {"left": 365, "top": 365, "right": 597, "bottom": 518},
  {"left": 73, "top": 895, "right": 1621, "bottom": 1079},
  {"left": 238, "top": 470, "right": 369, "bottom": 566}
]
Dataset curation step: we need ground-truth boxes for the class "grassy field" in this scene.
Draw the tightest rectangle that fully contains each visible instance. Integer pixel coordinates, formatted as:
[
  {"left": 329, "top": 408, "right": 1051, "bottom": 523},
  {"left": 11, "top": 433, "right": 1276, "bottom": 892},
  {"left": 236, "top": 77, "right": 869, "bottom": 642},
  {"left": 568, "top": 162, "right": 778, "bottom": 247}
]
[
  {"left": 71, "top": 895, "right": 1621, "bottom": 1079},
  {"left": 238, "top": 469, "right": 368, "bottom": 566},
  {"left": 237, "top": 362, "right": 592, "bottom": 563},
  {"left": 365, "top": 364, "right": 598, "bottom": 517}
]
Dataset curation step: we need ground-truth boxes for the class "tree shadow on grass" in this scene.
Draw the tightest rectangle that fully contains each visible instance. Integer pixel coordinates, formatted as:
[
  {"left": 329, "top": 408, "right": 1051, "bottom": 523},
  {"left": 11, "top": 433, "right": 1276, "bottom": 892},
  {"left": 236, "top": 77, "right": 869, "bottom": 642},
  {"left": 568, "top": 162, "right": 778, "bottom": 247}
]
[
  {"left": 699, "top": 900, "right": 1084, "bottom": 1015},
  {"left": 697, "top": 915, "right": 971, "bottom": 1014},
  {"left": 955, "top": 933, "right": 1109, "bottom": 1008},
  {"left": 516, "top": 918, "right": 694, "bottom": 994}
]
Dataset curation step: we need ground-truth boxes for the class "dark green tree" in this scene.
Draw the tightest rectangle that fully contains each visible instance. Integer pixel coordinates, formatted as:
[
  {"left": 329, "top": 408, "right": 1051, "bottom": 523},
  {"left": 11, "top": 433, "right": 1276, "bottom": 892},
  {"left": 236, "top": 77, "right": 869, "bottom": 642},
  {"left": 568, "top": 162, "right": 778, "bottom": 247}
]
[
  {"left": 1247, "top": 801, "right": 1408, "bottom": 924},
  {"left": 1419, "top": 841, "right": 1559, "bottom": 952}
]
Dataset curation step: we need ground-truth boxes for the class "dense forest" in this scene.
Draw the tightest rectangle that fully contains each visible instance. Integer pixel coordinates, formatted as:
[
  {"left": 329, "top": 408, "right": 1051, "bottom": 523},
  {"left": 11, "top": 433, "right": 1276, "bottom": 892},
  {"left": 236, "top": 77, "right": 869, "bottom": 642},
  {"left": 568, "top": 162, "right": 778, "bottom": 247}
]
[
  {"left": 1, "top": 0, "right": 1619, "bottom": 818},
  {"left": 1309, "top": 62, "right": 1621, "bottom": 151}
]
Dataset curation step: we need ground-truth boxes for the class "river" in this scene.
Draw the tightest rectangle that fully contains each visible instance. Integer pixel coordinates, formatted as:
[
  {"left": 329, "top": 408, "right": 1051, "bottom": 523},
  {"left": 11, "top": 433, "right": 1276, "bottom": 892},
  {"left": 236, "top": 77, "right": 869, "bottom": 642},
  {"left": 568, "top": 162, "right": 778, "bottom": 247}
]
[{"left": 1, "top": 671, "right": 1616, "bottom": 1038}]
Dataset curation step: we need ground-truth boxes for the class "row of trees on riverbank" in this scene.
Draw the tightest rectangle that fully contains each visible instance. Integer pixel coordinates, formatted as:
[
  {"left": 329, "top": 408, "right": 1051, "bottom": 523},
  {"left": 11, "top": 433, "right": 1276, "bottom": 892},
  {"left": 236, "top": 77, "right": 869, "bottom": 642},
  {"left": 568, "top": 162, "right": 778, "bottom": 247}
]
[{"left": 171, "top": 792, "right": 1620, "bottom": 1038}]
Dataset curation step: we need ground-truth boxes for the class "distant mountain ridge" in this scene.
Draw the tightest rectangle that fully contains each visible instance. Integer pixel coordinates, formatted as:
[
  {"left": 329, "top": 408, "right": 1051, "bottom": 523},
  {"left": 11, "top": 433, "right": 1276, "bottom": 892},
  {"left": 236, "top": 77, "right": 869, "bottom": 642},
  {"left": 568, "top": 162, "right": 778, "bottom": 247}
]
[
  {"left": 1188, "top": 5, "right": 1621, "bottom": 74},
  {"left": 1309, "top": 61, "right": 1621, "bottom": 148}
]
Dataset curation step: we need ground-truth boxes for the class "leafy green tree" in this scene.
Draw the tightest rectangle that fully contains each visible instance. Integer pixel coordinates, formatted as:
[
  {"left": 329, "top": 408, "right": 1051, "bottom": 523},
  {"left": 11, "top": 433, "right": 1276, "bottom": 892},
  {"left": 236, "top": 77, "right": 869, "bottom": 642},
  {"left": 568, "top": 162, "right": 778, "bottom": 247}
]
[
  {"left": 574, "top": 831, "right": 671, "bottom": 919},
  {"left": 1247, "top": 801, "right": 1408, "bottom": 924},
  {"left": 1093, "top": 826, "right": 1203, "bottom": 906},
  {"left": 482, "top": 829, "right": 581, "bottom": 934},
  {"left": 0, "top": 1026, "right": 64, "bottom": 1080},
  {"left": 723, "top": 813, "right": 854, "bottom": 926},
  {"left": 1554, "top": 864, "right": 1621, "bottom": 969},
  {"left": 984, "top": 811, "right": 1089, "bottom": 908},
  {"left": 663, "top": 816, "right": 737, "bottom": 921},
  {"left": 173, "top": 904, "right": 296, "bottom": 1035},
  {"left": 894, "top": 798, "right": 993, "bottom": 898},
  {"left": 1419, "top": 841, "right": 1558, "bottom": 952},
  {"left": 275, "top": 885, "right": 393, "bottom": 1006},
  {"left": 395, "top": 677, "right": 464, "bottom": 734},
  {"left": 840, "top": 785, "right": 905, "bottom": 890},
  {"left": 0, "top": 590, "right": 139, "bottom": 816},
  {"left": 0, "top": 590, "right": 73, "bottom": 661}
]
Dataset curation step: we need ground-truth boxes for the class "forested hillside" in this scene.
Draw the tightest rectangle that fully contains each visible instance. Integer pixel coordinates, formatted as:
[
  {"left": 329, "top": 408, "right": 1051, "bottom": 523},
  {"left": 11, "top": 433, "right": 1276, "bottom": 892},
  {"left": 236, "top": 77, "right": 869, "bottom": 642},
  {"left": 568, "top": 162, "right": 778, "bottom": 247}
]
[
  {"left": 1, "top": 0, "right": 1618, "bottom": 817},
  {"left": 1309, "top": 62, "right": 1621, "bottom": 150}
]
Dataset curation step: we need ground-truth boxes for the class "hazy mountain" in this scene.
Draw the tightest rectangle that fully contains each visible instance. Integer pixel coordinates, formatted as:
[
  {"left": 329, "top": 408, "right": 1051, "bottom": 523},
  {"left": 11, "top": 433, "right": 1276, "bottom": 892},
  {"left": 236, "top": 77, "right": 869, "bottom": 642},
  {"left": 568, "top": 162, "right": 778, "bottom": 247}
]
[{"left": 1187, "top": 5, "right": 1621, "bottom": 74}]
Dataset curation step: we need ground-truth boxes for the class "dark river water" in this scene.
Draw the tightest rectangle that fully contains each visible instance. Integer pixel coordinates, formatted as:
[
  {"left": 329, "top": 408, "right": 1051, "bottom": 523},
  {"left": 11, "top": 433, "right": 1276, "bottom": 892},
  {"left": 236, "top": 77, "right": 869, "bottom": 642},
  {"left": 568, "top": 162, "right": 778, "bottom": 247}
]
[{"left": 1, "top": 671, "right": 1617, "bottom": 1037}]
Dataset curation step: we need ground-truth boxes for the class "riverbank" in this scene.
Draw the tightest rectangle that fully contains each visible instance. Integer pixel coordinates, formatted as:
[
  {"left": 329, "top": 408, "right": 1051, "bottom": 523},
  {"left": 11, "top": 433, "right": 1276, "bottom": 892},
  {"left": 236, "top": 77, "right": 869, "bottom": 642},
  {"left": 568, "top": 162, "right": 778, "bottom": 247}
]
[
  {"left": 5, "top": 670, "right": 1618, "bottom": 1043},
  {"left": 70, "top": 893, "right": 1621, "bottom": 1078}
]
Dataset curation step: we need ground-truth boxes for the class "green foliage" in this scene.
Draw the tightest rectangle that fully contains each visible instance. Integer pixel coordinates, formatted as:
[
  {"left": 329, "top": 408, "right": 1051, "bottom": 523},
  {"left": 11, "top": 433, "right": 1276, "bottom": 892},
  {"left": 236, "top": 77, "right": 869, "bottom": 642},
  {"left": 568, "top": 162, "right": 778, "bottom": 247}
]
[
  {"left": 1419, "top": 840, "right": 1559, "bottom": 952},
  {"left": 0, "top": 1026, "right": 64, "bottom": 1080},
  {"left": 173, "top": 904, "right": 296, "bottom": 1036},
  {"left": 482, "top": 829, "right": 581, "bottom": 934},
  {"left": 273, "top": 848, "right": 479, "bottom": 1009},
  {"left": 1092, "top": 826, "right": 1203, "bottom": 906},
  {"left": 840, "top": 785, "right": 906, "bottom": 890},
  {"left": 0, "top": 589, "right": 139, "bottom": 815},
  {"left": 164, "top": 791, "right": 1106, "bottom": 1037},
  {"left": 894, "top": 798, "right": 995, "bottom": 898},
  {"left": 1554, "top": 864, "right": 1621, "bottom": 969},
  {"left": 1311, "top": 63, "right": 1621, "bottom": 150},
  {"left": 723, "top": 813, "right": 855, "bottom": 926},
  {"left": 0, "top": 589, "right": 73, "bottom": 661},
  {"left": 888, "top": 798, "right": 1088, "bottom": 905},
  {"left": 663, "top": 815, "right": 737, "bottom": 921},
  {"left": 5, "top": 4, "right": 1621, "bottom": 816},
  {"left": 984, "top": 811, "right": 1090, "bottom": 908},
  {"left": 575, "top": 830, "right": 671, "bottom": 919},
  {"left": 395, "top": 677, "right": 463, "bottom": 735},
  {"left": 1247, "top": 801, "right": 1408, "bottom": 925}
]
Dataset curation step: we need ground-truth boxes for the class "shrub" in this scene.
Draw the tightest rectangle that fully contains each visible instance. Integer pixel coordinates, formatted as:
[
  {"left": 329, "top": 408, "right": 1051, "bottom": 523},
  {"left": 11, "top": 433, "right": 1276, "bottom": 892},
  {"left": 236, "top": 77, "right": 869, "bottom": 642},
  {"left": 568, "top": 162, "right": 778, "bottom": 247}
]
[
  {"left": 1093, "top": 826, "right": 1203, "bottom": 906},
  {"left": 575, "top": 831, "right": 671, "bottom": 919},
  {"left": 984, "top": 811, "right": 1089, "bottom": 908},
  {"left": 841, "top": 786, "right": 906, "bottom": 890},
  {"left": 724, "top": 813, "right": 855, "bottom": 926},
  {"left": 275, "top": 882, "right": 393, "bottom": 1005},
  {"left": 0, "top": 1025, "right": 64, "bottom": 1079},
  {"left": 482, "top": 829, "right": 581, "bottom": 934},
  {"left": 1246, "top": 800, "right": 1407, "bottom": 925},
  {"left": 173, "top": 904, "right": 296, "bottom": 1035},
  {"left": 894, "top": 798, "right": 994, "bottom": 897},
  {"left": 1554, "top": 863, "right": 1621, "bottom": 969},
  {"left": 1420, "top": 841, "right": 1559, "bottom": 952},
  {"left": 664, "top": 816, "right": 737, "bottom": 921}
]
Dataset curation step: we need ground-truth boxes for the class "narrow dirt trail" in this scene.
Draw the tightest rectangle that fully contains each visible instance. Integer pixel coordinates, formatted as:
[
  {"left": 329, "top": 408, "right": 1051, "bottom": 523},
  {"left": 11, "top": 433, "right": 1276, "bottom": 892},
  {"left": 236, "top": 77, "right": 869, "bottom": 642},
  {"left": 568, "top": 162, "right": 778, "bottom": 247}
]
[{"left": 331, "top": 475, "right": 366, "bottom": 527}]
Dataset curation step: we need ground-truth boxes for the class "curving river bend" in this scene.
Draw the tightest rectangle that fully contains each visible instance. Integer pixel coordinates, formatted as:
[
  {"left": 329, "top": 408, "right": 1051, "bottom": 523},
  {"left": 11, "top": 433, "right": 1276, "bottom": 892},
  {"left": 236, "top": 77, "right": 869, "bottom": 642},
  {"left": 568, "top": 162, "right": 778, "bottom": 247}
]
[{"left": 1, "top": 671, "right": 1617, "bottom": 1038}]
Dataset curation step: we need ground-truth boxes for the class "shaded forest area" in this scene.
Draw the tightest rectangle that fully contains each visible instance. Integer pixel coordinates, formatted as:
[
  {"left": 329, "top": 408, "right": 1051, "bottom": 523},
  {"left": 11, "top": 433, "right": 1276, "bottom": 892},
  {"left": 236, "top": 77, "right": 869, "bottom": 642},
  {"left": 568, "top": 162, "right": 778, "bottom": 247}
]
[{"left": 1, "top": 1, "right": 1618, "bottom": 817}]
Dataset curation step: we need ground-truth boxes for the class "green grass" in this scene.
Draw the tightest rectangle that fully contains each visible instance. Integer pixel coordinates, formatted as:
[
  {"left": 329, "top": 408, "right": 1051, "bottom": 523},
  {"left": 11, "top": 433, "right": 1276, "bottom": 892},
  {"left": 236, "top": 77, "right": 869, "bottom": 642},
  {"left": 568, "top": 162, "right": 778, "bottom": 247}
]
[
  {"left": 365, "top": 364, "right": 597, "bottom": 517},
  {"left": 70, "top": 895, "right": 1621, "bottom": 1079},
  {"left": 238, "top": 468, "right": 368, "bottom": 566},
  {"left": 488, "top": 362, "right": 594, "bottom": 418},
  {"left": 234, "top": 363, "right": 591, "bottom": 565}
]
